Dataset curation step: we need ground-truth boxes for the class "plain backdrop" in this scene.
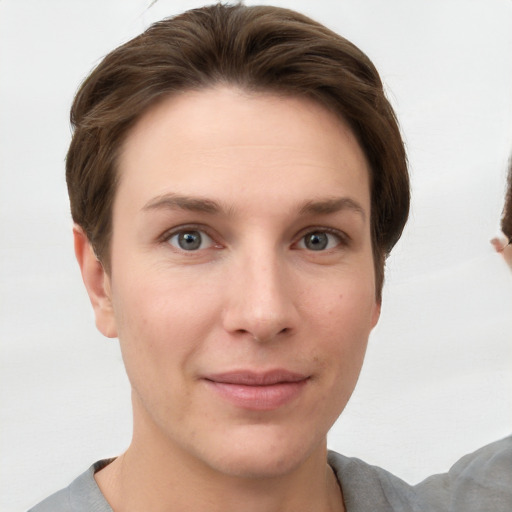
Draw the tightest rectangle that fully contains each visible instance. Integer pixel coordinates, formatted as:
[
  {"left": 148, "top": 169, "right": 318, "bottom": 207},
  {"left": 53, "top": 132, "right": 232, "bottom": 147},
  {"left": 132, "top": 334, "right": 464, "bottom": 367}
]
[{"left": 1, "top": 1, "right": 511, "bottom": 511}]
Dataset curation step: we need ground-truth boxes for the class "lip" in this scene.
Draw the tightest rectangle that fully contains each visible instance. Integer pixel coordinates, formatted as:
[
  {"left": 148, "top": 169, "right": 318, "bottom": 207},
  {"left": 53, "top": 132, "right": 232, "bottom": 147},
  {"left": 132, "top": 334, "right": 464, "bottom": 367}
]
[{"left": 203, "top": 370, "right": 309, "bottom": 411}]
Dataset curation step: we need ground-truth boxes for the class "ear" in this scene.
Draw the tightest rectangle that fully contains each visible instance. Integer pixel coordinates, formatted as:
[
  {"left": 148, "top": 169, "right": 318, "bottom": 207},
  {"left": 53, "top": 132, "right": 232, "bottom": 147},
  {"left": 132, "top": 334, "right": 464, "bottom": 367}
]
[
  {"left": 371, "top": 300, "right": 381, "bottom": 329},
  {"left": 73, "top": 225, "right": 118, "bottom": 338},
  {"left": 491, "top": 236, "right": 506, "bottom": 253}
]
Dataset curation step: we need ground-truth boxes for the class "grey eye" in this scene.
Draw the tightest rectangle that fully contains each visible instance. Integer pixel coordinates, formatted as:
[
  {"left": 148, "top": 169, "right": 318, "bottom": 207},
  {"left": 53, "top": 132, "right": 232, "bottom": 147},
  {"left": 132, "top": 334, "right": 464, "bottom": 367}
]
[
  {"left": 168, "top": 230, "right": 213, "bottom": 251},
  {"left": 304, "top": 232, "right": 328, "bottom": 250},
  {"left": 299, "top": 231, "right": 340, "bottom": 251}
]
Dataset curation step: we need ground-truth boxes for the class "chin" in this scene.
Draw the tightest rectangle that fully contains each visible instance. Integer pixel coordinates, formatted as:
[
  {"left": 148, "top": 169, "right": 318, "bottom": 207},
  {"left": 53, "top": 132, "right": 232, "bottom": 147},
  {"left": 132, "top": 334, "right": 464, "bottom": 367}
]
[
  {"left": 212, "top": 452, "right": 305, "bottom": 480},
  {"left": 195, "top": 425, "right": 324, "bottom": 479}
]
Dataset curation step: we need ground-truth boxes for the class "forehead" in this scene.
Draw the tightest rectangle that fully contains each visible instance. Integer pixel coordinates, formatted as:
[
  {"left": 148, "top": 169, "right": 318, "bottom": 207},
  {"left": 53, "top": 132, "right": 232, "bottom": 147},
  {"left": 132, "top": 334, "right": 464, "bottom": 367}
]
[{"left": 116, "top": 87, "right": 371, "bottom": 212}]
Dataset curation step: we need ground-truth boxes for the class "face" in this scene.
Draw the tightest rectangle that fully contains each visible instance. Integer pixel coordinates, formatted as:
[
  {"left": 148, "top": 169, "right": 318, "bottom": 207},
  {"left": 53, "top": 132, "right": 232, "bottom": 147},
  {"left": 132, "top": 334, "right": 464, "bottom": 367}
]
[
  {"left": 506, "top": 245, "right": 512, "bottom": 269},
  {"left": 503, "top": 244, "right": 512, "bottom": 269},
  {"left": 84, "top": 87, "right": 380, "bottom": 479}
]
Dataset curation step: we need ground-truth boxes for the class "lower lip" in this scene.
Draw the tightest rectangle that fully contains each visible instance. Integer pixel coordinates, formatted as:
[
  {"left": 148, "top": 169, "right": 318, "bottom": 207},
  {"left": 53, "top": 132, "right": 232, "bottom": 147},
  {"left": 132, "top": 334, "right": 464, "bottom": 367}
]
[{"left": 205, "top": 380, "right": 308, "bottom": 411}]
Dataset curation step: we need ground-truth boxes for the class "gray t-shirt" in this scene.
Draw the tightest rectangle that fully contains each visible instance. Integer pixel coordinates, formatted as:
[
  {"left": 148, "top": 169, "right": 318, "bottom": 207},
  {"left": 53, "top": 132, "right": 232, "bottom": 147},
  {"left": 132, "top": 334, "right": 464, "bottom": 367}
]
[{"left": 28, "top": 436, "right": 512, "bottom": 512}]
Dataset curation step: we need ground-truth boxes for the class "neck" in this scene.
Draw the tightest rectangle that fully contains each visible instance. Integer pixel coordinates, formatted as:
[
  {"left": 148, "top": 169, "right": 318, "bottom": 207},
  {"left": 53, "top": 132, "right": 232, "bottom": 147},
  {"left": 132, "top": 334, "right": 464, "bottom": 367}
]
[{"left": 95, "top": 411, "right": 344, "bottom": 512}]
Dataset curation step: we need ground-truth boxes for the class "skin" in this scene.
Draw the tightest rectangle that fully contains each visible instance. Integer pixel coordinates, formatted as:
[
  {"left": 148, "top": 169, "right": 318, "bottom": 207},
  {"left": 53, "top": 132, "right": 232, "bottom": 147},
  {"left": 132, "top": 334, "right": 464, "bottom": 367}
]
[
  {"left": 491, "top": 236, "right": 512, "bottom": 270},
  {"left": 74, "top": 87, "right": 381, "bottom": 512}
]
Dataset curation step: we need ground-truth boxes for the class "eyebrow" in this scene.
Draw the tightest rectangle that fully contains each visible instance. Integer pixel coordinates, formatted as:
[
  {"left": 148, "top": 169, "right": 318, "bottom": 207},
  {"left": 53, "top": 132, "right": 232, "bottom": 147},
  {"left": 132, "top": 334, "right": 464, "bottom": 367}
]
[
  {"left": 142, "top": 193, "right": 223, "bottom": 214},
  {"left": 142, "top": 193, "right": 366, "bottom": 220},
  {"left": 298, "top": 197, "right": 366, "bottom": 220}
]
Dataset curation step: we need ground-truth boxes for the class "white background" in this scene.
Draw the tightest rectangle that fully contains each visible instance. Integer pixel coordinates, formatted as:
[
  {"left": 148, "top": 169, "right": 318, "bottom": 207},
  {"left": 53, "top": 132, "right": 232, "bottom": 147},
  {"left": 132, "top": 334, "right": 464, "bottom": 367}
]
[{"left": 1, "top": 1, "right": 511, "bottom": 510}]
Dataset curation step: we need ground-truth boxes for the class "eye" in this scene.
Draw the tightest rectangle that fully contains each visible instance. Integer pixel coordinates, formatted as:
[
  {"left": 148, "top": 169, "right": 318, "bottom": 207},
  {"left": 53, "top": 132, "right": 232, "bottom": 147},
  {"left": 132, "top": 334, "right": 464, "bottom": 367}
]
[
  {"left": 167, "top": 229, "right": 214, "bottom": 251},
  {"left": 297, "top": 231, "right": 342, "bottom": 251}
]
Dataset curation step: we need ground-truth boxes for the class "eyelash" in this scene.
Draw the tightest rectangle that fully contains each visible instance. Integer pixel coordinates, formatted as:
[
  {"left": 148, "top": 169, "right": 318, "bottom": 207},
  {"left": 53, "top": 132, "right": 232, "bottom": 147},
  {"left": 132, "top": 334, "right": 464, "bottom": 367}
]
[
  {"left": 159, "top": 225, "right": 349, "bottom": 253},
  {"left": 294, "top": 227, "right": 349, "bottom": 251},
  {"left": 161, "top": 224, "right": 221, "bottom": 252}
]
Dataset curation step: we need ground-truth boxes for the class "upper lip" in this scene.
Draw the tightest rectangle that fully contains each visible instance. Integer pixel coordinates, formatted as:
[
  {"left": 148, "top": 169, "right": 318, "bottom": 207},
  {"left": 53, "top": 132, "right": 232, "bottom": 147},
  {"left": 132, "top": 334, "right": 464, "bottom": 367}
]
[{"left": 204, "top": 370, "right": 309, "bottom": 386}]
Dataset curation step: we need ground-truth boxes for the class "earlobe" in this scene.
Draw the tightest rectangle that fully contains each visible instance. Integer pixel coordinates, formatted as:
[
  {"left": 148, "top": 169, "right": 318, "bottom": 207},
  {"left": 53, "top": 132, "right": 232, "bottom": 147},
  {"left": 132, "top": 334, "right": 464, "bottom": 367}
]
[{"left": 73, "top": 225, "right": 118, "bottom": 338}]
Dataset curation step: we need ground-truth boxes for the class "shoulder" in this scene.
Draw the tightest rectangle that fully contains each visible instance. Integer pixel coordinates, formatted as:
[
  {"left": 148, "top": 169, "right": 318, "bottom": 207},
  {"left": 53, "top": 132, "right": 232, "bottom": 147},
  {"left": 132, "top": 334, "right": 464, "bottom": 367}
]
[
  {"left": 329, "top": 437, "right": 512, "bottom": 512},
  {"left": 28, "top": 460, "right": 113, "bottom": 512},
  {"left": 415, "top": 436, "right": 512, "bottom": 512},
  {"left": 328, "top": 450, "right": 426, "bottom": 512},
  {"left": 28, "top": 485, "right": 73, "bottom": 512}
]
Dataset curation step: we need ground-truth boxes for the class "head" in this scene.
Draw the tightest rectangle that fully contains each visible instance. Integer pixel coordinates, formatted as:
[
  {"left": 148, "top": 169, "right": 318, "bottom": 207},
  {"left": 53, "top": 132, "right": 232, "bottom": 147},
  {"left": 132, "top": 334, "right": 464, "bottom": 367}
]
[
  {"left": 69, "top": 3, "right": 409, "bottom": 480},
  {"left": 67, "top": 3, "right": 409, "bottom": 301},
  {"left": 502, "top": 157, "right": 512, "bottom": 240},
  {"left": 491, "top": 155, "right": 512, "bottom": 269}
]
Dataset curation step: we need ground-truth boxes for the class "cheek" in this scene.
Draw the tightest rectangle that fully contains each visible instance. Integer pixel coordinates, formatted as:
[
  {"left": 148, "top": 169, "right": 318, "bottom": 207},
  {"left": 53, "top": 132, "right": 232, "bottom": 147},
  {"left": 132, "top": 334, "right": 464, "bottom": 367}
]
[
  {"left": 303, "top": 268, "right": 377, "bottom": 338},
  {"left": 111, "top": 272, "right": 222, "bottom": 375},
  {"left": 310, "top": 303, "right": 372, "bottom": 427},
  {"left": 301, "top": 271, "right": 376, "bottom": 384},
  {"left": 503, "top": 246, "right": 512, "bottom": 268}
]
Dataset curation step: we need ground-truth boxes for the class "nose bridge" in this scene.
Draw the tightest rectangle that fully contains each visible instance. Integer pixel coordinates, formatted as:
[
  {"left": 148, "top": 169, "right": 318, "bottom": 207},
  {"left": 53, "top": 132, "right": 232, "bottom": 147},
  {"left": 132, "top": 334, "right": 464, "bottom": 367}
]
[{"left": 223, "top": 241, "right": 296, "bottom": 342}]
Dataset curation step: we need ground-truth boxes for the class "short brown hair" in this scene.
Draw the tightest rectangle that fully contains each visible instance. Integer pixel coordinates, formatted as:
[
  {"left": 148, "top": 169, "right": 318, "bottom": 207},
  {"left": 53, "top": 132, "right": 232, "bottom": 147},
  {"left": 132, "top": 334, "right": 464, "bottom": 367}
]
[{"left": 66, "top": 3, "right": 409, "bottom": 299}]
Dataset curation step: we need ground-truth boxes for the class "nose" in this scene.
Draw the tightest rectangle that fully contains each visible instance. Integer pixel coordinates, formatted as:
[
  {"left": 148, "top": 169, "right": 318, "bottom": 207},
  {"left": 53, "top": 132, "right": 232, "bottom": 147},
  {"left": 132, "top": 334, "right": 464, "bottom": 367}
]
[{"left": 221, "top": 248, "right": 298, "bottom": 343}]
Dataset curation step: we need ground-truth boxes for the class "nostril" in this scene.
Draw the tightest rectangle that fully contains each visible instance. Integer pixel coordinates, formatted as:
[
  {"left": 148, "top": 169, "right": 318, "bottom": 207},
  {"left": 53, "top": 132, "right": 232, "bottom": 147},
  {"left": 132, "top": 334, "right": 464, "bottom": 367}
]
[{"left": 233, "top": 326, "right": 291, "bottom": 342}]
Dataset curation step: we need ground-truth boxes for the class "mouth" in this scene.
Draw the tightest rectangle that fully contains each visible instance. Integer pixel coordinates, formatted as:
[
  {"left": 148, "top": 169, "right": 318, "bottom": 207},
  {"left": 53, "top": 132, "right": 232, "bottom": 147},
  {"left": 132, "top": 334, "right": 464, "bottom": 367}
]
[{"left": 203, "top": 370, "right": 310, "bottom": 411}]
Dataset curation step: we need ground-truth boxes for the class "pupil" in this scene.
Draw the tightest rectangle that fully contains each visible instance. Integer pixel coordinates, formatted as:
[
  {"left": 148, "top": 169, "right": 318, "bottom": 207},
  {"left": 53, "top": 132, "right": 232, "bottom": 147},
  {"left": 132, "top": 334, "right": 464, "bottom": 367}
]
[
  {"left": 306, "top": 232, "right": 328, "bottom": 251},
  {"left": 178, "top": 231, "right": 201, "bottom": 250}
]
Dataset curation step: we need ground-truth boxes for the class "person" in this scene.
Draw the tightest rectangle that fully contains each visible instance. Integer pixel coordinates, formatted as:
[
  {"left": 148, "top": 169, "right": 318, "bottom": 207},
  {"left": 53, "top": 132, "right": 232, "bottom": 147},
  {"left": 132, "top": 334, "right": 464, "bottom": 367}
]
[
  {"left": 492, "top": 159, "right": 512, "bottom": 268},
  {"left": 28, "top": 4, "right": 511, "bottom": 511}
]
